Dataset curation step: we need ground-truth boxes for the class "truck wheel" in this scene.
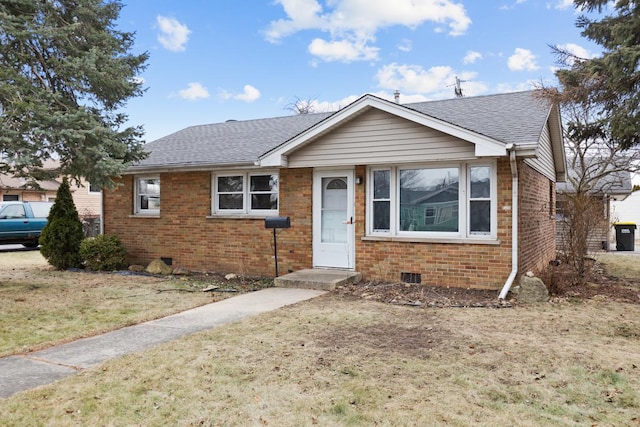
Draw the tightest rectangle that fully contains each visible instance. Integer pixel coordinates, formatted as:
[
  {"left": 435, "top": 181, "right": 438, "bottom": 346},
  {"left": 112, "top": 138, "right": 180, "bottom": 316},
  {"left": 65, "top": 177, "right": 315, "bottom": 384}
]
[{"left": 22, "top": 242, "right": 39, "bottom": 248}]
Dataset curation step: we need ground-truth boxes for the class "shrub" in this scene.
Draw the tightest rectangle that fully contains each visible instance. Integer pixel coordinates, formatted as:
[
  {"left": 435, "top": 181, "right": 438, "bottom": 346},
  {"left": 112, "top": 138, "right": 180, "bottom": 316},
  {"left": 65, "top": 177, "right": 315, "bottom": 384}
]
[
  {"left": 80, "top": 234, "right": 127, "bottom": 271},
  {"left": 40, "top": 177, "right": 84, "bottom": 269}
]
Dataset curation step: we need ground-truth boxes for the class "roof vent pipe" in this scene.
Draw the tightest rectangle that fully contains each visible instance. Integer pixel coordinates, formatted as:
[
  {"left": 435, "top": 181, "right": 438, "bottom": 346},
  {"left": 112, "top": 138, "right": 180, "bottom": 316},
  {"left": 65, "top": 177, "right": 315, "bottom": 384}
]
[{"left": 394, "top": 90, "right": 400, "bottom": 104}]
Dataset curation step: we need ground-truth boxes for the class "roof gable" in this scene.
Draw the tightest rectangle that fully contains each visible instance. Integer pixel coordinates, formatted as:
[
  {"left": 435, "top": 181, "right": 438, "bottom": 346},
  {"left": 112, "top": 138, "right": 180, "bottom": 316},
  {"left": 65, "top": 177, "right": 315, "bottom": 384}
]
[{"left": 259, "top": 94, "right": 508, "bottom": 167}]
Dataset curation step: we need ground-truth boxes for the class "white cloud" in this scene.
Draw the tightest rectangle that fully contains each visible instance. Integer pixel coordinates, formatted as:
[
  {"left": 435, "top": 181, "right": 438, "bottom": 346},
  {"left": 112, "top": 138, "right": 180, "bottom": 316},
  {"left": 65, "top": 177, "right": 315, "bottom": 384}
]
[
  {"left": 556, "top": 42, "right": 598, "bottom": 64},
  {"left": 550, "top": 0, "right": 574, "bottom": 10},
  {"left": 500, "top": 0, "right": 528, "bottom": 10},
  {"left": 397, "top": 38, "right": 412, "bottom": 52},
  {"left": 374, "top": 63, "right": 487, "bottom": 98},
  {"left": 507, "top": 48, "right": 539, "bottom": 71},
  {"left": 220, "top": 85, "right": 261, "bottom": 103},
  {"left": 495, "top": 81, "right": 537, "bottom": 93},
  {"left": 157, "top": 16, "right": 191, "bottom": 52},
  {"left": 376, "top": 63, "right": 456, "bottom": 94},
  {"left": 308, "top": 37, "right": 379, "bottom": 62},
  {"left": 129, "top": 76, "right": 145, "bottom": 85},
  {"left": 463, "top": 50, "right": 483, "bottom": 64},
  {"left": 178, "top": 82, "right": 210, "bottom": 101},
  {"left": 266, "top": 0, "right": 471, "bottom": 62}
]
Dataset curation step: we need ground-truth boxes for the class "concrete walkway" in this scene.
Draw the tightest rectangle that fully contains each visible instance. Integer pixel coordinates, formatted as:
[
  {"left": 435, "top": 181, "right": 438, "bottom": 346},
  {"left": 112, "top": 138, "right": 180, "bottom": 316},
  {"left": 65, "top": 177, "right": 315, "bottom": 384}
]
[{"left": 0, "top": 287, "right": 326, "bottom": 399}]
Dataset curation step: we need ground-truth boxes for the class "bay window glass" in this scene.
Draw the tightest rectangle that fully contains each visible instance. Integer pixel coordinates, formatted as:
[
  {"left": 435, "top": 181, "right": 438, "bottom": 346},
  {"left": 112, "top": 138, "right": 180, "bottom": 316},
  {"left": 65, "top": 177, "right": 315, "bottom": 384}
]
[
  {"left": 372, "top": 169, "right": 390, "bottom": 231},
  {"left": 399, "top": 167, "right": 459, "bottom": 232},
  {"left": 469, "top": 166, "right": 491, "bottom": 234},
  {"left": 368, "top": 162, "right": 495, "bottom": 238}
]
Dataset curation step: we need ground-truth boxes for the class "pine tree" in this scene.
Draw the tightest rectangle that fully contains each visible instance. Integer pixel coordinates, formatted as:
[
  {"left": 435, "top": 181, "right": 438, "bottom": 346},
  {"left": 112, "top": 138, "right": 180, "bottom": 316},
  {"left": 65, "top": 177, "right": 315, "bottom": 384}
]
[
  {"left": 0, "top": 0, "right": 149, "bottom": 188},
  {"left": 40, "top": 177, "right": 85, "bottom": 269},
  {"left": 554, "top": 0, "right": 640, "bottom": 148}
]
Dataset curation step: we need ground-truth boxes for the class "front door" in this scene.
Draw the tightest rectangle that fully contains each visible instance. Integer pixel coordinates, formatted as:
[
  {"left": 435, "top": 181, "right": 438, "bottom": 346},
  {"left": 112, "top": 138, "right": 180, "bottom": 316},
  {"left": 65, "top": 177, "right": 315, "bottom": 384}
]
[{"left": 313, "top": 170, "right": 355, "bottom": 269}]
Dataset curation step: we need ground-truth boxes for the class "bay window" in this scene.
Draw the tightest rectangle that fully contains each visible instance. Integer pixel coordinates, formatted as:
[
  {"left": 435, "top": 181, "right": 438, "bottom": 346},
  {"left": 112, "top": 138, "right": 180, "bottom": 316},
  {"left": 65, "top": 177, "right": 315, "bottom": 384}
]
[
  {"left": 368, "top": 162, "right": 496, "bottom": 239},
  {"left": 214, "top": 172, "right": 278, "bottom": 215}
]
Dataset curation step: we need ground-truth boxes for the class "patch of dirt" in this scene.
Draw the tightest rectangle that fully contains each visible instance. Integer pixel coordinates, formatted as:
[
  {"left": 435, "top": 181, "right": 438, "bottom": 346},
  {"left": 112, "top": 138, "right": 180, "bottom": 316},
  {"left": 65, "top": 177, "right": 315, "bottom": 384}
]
[
  {"left": 315, "top": 321, "right": 445, "bottom": 359},
  {"left": 333, "top": 262, "right": 640, "bottom": 308},
  {"left": 334, "top": 281, "right": 506, "bottom": 308}
]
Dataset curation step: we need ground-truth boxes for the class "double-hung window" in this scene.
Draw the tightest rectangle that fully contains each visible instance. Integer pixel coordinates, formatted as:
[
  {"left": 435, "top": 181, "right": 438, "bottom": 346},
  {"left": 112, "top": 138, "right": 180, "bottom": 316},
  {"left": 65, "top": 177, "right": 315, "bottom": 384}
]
[
  {"left": 368, "top": 162, "right": 496, "bottom": 239},
  {"left": 214, "top": 172, "right": 278, "bottom": 215},
  {"left": 135, "top": 176, "right": 160, "bottom": 215},
  {"left": 468, "top": 165, "right": 491, "bottom": 234}
]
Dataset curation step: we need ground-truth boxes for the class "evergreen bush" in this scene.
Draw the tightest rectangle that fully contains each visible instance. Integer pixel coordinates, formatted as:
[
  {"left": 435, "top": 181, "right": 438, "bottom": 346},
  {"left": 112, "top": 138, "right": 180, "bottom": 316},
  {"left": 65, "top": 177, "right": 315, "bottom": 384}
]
[
  {"left": 80, "top": 234, "right": 127, "bottom": 271},
  {"left": 39, "top": 177, "right": 84, "bottom": 269}
]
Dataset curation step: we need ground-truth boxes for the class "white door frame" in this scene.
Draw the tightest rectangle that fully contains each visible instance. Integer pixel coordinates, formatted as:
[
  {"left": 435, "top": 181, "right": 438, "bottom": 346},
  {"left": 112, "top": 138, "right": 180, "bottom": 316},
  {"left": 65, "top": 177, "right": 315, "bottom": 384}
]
[{"left": 312, "top": 169, "right": 355, "bottom": 269}]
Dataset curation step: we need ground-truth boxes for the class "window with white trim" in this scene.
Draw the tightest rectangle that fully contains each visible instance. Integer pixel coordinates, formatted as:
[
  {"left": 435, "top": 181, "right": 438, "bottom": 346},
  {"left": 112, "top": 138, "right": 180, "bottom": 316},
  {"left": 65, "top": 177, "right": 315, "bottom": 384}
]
[
  {"left": 372, "top": 169, "right": 391, "bottom": 231},
  {"left": 368, "top": 162, "right": 496, "bottom": 238},
  {"left": 213, "top": 172, "right": 278, "bottom": 215},
  {"left": 134, "top": 176, "right": 160, "bottom": 215},
  {"left": 468, "top": 165, "right": 491, "bottom": 234}
]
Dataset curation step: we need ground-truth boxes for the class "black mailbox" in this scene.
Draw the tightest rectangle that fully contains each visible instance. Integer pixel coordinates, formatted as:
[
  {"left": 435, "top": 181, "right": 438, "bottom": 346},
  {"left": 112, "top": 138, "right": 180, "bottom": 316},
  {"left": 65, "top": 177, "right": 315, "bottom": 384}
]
[{"left": 265, "top": 216, "right": 290, "bottom": 229}]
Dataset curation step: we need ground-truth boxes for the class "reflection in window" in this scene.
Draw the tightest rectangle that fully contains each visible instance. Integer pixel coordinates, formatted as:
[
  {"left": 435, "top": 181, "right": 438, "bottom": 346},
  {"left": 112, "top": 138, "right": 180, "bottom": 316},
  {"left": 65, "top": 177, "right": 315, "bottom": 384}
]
[
  {"left": 400, "top": 168, "right": 459, "bottom": 232},
  {"left": 368, "top": 163, "right": 495, "bottom": 238},
  {"left": 214, "top": 172, "right": 279, "bottom": 214},
  {"left": 250, "top": 174, "right": 278, "bottom": 210},
  {"left": 217, "top": 176, "right": 244, "bottom": 210},
  {"left": 372, "top": 169, "right": 390, "bottom": 231},
  {"left": 136, "top": 177, "right": 160, "bottom": 214},
  {"left": 469, "top": 166, "right": 491, "bottom": 233}
]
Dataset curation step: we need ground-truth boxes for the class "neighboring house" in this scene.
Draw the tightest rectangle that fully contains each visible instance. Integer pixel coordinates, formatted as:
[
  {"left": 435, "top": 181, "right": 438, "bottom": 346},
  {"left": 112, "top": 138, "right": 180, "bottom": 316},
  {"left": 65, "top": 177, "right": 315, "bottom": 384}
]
[
  {"left": 0, "top": 175, "right": 59, "bottom": 202},
  {"left": 556, "top": 165, "right": 632, "bottom": 252},
  {"left": 103, "top": 91, "right": 566, "bottom": 291}
]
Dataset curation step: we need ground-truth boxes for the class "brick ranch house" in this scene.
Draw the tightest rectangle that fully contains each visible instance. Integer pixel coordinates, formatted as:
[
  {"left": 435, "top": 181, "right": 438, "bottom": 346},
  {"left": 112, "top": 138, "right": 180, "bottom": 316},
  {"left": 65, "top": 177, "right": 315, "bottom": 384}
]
[{"left": 103, "top": 91, "right": 566, "bottom": 295}]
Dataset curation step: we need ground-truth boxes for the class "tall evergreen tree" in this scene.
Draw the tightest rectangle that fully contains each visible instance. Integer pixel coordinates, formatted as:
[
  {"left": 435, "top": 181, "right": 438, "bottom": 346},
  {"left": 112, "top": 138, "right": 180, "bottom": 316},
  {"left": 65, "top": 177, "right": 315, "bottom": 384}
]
[
  {"left": 554, "top": 0, "right": 640, "bottom": 149},
  {"left": 0, "top": 0, "right": 149, "bottom": 188},
  {"left": 40, "top": 176, "right": 84, "bottom": 269}
]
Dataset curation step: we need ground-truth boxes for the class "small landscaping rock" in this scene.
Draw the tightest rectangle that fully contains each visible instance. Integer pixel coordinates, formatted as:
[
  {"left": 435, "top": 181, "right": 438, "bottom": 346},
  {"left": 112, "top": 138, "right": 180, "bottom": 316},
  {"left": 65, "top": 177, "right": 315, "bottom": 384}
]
[
  {"left": 128, "top": 264, "right": 145, "bottom": 273},
  {"left": 146, "top": 259, "right": 174, "bottom": 275},
  {"left": 172, "top": 267, "right": 191, "bottom": 276},
  {"left": 225, "top": 273, "right": 238, "bottom": 280}
]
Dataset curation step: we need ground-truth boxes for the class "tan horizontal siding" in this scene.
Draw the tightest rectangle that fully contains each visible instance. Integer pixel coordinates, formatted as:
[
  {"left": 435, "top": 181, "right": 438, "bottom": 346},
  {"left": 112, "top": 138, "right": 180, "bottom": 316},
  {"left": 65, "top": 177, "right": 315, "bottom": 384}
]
[
  {"left": 70, "top": 179, "right": 102, "bottom": 218},
  {"left": 288, "top": 109, "right": 475, "bottom": 167},
  {"left": 523, "top": 122, "right": 555, "bottom": 181}
]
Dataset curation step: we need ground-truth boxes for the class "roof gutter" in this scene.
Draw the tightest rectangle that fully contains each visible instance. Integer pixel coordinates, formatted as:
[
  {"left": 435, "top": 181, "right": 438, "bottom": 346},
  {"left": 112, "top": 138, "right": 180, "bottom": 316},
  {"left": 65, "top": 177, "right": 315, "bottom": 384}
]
[
  {"left": 124, "top": 162, "right": 260, "bottom": 175},
  {"left": 499, "top": 144, "right": 518, "bottom": 300}
]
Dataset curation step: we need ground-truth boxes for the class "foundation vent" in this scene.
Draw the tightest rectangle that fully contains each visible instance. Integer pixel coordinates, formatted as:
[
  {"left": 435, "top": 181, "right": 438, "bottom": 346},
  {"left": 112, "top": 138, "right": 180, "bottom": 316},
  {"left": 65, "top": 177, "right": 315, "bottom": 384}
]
[{"left": 401, "top": 272, "right": 421, "bottom": 284}]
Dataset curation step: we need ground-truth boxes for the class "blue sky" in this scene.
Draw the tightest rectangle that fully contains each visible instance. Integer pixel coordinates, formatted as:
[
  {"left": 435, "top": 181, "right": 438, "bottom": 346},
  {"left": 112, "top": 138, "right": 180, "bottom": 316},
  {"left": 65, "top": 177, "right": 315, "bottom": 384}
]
[{"left": 116, "top": 0, "right": 602, "bottom": 143}]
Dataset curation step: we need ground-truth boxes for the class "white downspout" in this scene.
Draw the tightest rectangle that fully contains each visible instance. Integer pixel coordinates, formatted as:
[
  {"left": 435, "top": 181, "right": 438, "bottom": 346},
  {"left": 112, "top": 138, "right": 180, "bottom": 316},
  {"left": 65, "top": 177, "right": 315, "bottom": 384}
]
[{"left": 499, "top": 145, "right": 518, "bottom": 300}]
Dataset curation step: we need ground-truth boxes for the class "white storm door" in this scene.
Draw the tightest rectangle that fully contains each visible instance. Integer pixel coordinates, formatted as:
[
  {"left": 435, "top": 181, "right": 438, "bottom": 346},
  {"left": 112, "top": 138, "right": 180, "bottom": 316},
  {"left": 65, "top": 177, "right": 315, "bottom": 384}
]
[{"left": 313, "top": 170, "right": 355, "bottom": 269}]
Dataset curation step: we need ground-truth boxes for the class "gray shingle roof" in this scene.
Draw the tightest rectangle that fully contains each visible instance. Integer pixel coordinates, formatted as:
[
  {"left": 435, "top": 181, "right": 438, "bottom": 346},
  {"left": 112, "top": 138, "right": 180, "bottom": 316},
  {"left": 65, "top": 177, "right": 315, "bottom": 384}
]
[
  {"left": 557, "top": 158, "right": 633, "bottom": 196},
  {"left": 129, "top": 113, "right": 333, "bottom": 172},
  {"left": 405, "top": 90, "right": 551, "bottom": 146},
  {"left": 128, "top": 90, "right": 552, "bottom": 172}
]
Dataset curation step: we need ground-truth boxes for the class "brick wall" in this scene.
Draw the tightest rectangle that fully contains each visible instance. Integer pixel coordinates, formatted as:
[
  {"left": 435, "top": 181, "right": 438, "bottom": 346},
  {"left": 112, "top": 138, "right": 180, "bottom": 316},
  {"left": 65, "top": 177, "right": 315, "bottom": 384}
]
[
  {"left": 104, "top": 158, "right": 556, "bottom": 289},
  {"left": 104, "top": 170, "right": 314, "bottom": 276},
  {"left": 354, "top": 159, "right": 514, "bottom": 290},
  {"left": 518, "top": 161, "right": 557, "bottom": 274}
]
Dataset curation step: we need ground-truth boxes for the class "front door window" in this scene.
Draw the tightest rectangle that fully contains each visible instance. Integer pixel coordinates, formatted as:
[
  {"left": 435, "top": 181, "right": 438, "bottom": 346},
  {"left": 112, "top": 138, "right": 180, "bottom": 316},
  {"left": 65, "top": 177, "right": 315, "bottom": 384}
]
[{"left": 321, "top": 177, "right": 348, "bottom": 244}]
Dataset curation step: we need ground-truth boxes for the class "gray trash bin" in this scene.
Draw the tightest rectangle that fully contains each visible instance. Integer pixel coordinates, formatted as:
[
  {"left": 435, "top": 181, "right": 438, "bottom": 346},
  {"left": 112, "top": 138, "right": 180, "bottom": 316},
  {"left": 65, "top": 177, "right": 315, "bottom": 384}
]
[{"left": 614, "top": 222, "right": 636, "bottom": 251}]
